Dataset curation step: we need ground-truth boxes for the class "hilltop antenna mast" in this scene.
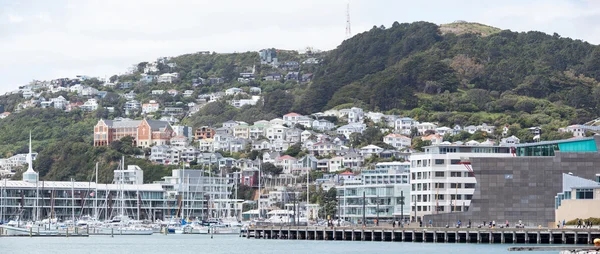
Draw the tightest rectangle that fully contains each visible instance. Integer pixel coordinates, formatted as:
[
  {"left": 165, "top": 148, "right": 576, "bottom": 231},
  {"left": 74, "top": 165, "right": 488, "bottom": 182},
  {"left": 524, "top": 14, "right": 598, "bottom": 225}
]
[{"left": 345, "top": 2, "right": 352, "bottom": 39}]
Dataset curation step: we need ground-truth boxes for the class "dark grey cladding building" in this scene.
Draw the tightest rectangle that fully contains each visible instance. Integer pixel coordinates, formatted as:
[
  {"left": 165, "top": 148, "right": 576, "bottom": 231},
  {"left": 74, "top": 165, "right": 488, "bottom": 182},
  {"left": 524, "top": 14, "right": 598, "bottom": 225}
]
[{"left": 424, "top": 136, "right": 600, "bottom": 227}]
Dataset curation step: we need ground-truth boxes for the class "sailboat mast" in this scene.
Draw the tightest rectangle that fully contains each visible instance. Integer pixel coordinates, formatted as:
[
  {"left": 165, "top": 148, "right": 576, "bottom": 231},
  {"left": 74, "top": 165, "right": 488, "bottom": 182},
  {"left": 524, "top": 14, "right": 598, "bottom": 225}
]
[
  {"left": 121, "top": 156, "right": 125, "bottom": 218},
  {"left": 258, "top": 160, "right": 261, "bottom": 219},
  {"left": 71, "top": 178, "right": 75, "bottom": 225},
  {"left": 182, "top": 163, "right": 185, "bottom": 220},
  {"left": 95, "top": 162, "right": 98, "bottom": 220}
]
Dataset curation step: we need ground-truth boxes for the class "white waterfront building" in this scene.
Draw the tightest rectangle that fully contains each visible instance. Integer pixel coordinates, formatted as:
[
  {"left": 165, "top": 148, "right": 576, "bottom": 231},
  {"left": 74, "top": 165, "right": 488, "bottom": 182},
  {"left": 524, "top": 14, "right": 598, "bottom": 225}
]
[
  {"left": 337, "top": 165, "right": 411, "bottom": 225},
  {"left": 408, "top": 144, "right": 512, "bottom": 222}
]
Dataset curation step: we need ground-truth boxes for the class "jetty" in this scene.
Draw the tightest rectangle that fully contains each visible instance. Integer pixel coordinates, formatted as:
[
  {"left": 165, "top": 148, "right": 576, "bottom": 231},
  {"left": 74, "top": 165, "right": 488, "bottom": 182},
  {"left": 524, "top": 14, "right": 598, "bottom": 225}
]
[
  {"left": 0, "top": 225, "right": 89, "bottom": 237},
  {"left": 243, "top": 226, "right": 600, "bottom": 245}
]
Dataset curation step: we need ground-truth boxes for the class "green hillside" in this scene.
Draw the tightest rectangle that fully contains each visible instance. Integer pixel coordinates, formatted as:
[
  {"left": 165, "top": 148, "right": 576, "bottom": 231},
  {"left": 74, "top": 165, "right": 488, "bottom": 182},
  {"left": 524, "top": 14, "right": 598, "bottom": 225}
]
[
  {"left": 298, "top": 21, "right": 600, "bottom": 126},
  {"left": 1, "top": 21, "right": 599, "bottom": 181}
]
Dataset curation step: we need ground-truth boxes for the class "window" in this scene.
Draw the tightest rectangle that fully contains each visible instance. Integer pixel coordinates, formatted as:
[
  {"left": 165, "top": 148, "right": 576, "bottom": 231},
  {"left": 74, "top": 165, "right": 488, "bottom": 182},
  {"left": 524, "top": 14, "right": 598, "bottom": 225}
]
[
  {"left": 435, "top": 171, "right": 445, "bottom": 177},
  {"left": 417, "top": 172, "right": 422, "bottom": 179},
  {"left": 576, "top": 189, "right": 594, "bottom": 199},
  {"left": 450, "top": 159, "right": 461, "bottom": 165},
  {"left": 411, "top": 173, "right": 415, "bottom": 180},
  {"left": 465, "top": 195, "right": 473, "bottom": 200},
  {"left": 435, "top": 159, "right": 444, "bottom": 165},
  {"left": 464, "top": 183, "right": 476, "bottom": 189},
  {"left": 450, "top": 183, "right": 462, "bottom": 188},
  {"left": 435, "top": 194, "right": 445, "bottom": 200},
  {"left": 412, "top": 184, "right": 415, "bottom": 191},
  {"left": 434, "top": 183, "right": 445, "bottom": 189},
  {"left": 450, "top": 172, "right": 462, "bottom": 177},
  {"left": 417, "top": 195, "right": 421, "bottom": 202},
  {"left": 423, "top": 195, "right": 428, "bottom": 202},
  {"left": 451, "top": 194, "right": 462, "bottom": 200},
  {"left": 417, "top": 184, "right": 422, "bottom": 191}
]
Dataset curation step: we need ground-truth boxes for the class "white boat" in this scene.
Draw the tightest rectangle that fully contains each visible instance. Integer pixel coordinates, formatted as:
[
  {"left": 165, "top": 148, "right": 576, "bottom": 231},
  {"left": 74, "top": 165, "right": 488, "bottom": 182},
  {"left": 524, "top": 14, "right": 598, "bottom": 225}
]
[
  {"left": 89, "top": 225, "right": 154, "bottom": 235},
  {"left": 266, "top": 210, "right": 295, "bottom": 224},
  {"left": 0, "top": 225, "right": 59, "bottom": 236}
]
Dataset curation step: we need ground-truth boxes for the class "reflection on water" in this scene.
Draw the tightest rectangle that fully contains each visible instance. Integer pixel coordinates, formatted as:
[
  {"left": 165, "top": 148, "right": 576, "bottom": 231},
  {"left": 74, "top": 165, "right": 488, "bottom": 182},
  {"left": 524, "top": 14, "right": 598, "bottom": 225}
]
[{"left": 0, "top": 234, "right": 563, "bottom": 254}]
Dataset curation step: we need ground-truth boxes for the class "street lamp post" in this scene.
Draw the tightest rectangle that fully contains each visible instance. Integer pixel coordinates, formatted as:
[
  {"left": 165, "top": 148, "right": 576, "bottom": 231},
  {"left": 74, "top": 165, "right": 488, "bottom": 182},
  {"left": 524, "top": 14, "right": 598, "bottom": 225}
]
[
  {"left": 337, "top": 191, "right": 341, "bottom": 227},
  {"left": 400, "top": 191, "right": 405, "bottom": 228},
  {"left": 376, "top": 195, "right": 379, "bottom": 227}
]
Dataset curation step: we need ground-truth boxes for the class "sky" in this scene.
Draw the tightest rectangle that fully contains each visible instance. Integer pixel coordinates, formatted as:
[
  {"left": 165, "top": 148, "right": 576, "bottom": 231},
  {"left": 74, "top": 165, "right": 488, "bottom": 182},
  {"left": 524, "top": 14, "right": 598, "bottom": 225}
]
[{"left": 1, "top": 0, "right": 599, "bottom": 94}]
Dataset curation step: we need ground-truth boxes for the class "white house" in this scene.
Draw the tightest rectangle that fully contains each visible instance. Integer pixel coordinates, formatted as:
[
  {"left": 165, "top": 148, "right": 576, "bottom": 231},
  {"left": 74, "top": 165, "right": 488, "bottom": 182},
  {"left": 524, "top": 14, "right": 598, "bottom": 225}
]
[
  {"left": 328, "top": 157, "right": 344, "bottom": 172},
  {"left": 383, "top": 134, "right": 411, "bottom": 150},
  {"left": 225, "top": 88, "right": 244, "bottom": 96},
  {"left": 283, "top": 112, "right": 303, "bottom": 126},
  {"left": 435, "top": 126, "right": 452, "bottom": 136},
  {"left": 421, "top": 134, "right": 443, "bottom": 145},
  {"left": 230, "top": 96, "right": 260, "bottom": 108},
  {"left": 360, "top": 145, "right": 384, "bottom": 158},
  {"left": 81, "top": 98, "right": 99, "bottom": 111},
  {"left": 500, "top": 135, "right": 520, "bottom": 145},
  {"left": 395, "top": 117, "right": 417, "bottom": 135},
  {"left": 559, "top": 125, "right": 586, "bottom": 138},
  {"left": 337, "top": 123, "right": 366, "bottom": 139},
  {"left": 158, "top": 73, "right": 178, "bottom": 83},
  {"left": 347, "top": 107, "right": 364, "bottom": 123},
  {"left": 416, "top": 122, "right": 437, "bottom": 135},
  {"left": 312, "top": 119, "right": 334, "bottom": 131},
  {"left": 266, "top": 124, "right": 287, "bottom": 141},
  {"left": 365, "top": 112, "right": 385, "bottom": 123},
  {"left": 142, "top": 100, "right": 160, "bottom": 114}
]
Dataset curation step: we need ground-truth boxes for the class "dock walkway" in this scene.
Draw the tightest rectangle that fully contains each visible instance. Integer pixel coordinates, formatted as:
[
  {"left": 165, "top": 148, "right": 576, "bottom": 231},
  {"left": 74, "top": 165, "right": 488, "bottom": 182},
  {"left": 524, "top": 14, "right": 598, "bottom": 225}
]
[{"left": 242, "top": 226, "right": 600, "bottom": 245}]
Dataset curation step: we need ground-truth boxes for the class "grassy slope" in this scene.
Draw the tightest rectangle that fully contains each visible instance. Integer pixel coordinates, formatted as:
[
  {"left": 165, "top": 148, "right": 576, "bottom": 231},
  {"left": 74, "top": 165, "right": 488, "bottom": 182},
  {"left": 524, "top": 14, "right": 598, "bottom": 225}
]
[{"left": 440, "top": 22, "right": 502, "bottom": 37}]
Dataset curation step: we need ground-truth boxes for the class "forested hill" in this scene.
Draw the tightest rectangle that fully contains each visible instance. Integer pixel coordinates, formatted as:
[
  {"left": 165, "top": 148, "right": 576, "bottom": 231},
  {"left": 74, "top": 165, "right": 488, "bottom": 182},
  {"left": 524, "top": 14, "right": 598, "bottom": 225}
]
[{"left": 298, "top": 21, "right": 600, "bottom": 120}]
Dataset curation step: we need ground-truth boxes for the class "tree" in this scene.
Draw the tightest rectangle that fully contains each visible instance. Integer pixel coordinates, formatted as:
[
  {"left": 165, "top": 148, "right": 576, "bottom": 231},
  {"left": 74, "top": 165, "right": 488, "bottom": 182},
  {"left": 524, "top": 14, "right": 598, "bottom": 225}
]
[
  {"left": 450, "top": 54, "right": 484, "bottom": 88},
  {"left": 263, "top": 90, "right": 294, "bottom": 116},
  {"left": 261, "top": 162, "right": 283, "bottom": 176},
  {"left": 318, "top": 187, "right": 338, "bottom": 219},
  {"left": 412, "top": 138, "right": 431, "bottom": 152},
  {"left": 109, "top": 75, "right": 119, "bottom": 83},
  {"left": 284, "top": 142, "right": 302, "bottom": 157}
]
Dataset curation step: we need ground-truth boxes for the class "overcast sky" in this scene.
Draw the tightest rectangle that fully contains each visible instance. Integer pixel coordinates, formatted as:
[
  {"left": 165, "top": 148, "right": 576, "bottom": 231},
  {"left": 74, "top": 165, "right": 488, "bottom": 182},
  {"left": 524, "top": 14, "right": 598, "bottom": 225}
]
[{"left": 1, "top": 0, "right": 599, "bottom": 94}]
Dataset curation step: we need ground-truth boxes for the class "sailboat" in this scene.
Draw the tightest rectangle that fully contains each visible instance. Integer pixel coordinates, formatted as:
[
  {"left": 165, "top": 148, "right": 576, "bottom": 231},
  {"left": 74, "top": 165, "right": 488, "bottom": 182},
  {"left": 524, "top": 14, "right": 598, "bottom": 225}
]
[
  {"left": 89, "top": 158, "right": 153, "bottom": 235},
  {"left": 0, "top": 132, "right": 60, "bottom": 236}
]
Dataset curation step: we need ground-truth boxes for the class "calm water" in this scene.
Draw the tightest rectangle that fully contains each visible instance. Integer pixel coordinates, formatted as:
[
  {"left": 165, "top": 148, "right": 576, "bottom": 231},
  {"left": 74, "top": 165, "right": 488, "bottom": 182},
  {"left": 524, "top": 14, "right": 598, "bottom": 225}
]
[{"left": 0, "top": 234, "right": 568, "bottom": 254}]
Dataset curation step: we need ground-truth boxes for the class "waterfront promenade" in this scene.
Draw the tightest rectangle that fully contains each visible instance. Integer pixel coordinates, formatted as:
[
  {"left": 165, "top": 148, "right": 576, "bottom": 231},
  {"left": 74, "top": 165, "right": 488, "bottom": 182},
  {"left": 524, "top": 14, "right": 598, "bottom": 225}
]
[{"left": 243, "top": 226, "right": 600, "bottom": 245}]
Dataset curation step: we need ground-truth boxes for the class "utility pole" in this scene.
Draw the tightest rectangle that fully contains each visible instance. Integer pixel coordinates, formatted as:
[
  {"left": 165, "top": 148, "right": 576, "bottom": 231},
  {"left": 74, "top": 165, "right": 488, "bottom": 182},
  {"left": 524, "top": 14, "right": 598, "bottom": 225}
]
[{"left": 345, "top": 1, "right": 352, "bottom": 39}]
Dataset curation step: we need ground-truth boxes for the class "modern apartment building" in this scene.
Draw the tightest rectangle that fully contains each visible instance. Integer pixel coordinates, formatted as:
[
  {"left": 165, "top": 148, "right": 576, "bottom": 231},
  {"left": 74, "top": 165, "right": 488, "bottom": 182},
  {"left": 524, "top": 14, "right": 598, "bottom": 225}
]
[
  {"left": 337, "top": 166, "right": 411, "bottom": 224},
  {"left": 424, "top": 136, "right": 600, "bottom": 228},
  {"left": 409, "top": 144, "right": 511, "bottom": 222}
]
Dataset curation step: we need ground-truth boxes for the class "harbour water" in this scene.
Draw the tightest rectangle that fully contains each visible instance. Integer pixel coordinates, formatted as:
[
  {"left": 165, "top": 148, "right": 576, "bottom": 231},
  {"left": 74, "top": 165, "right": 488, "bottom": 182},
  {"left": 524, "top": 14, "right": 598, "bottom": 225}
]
[{"left": 0, "top": 234, "right": 569, "bottom": 254}]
